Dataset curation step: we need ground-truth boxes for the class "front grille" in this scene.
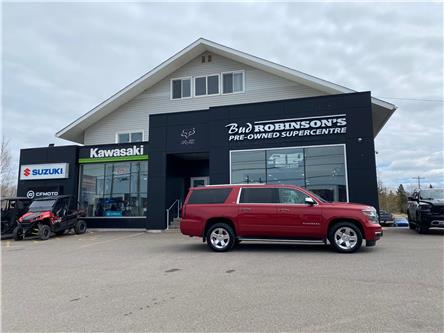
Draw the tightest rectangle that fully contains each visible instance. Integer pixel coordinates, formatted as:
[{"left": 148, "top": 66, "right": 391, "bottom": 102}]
[{"left": 431, "top": 206, "right": 444, "bottom": 215}]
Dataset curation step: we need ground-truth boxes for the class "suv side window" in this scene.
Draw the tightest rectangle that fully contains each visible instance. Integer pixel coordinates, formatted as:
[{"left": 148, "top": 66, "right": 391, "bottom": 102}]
[
  {"left": 278, "top": 188, "right": 306, "bottom": 204},
  {"left": 239, "top": 188, "right": 278, "bottom": 204},
  {"left": 188, "top": 188, "right": 232, "bottom": 204}
]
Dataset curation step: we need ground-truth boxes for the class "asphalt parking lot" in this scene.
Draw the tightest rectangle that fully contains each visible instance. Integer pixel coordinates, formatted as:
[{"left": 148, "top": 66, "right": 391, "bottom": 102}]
[{"left": 2, "top": 227, "right": 443, "bottom": 332}]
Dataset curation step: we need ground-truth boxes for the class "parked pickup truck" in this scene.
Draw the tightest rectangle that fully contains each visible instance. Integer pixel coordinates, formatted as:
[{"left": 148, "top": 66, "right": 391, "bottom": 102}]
[
  {"left": 407, "top": 188, "right": 444, "bottom": 233},
  {"left": 180, "top": 184, "right": 382, "bottom": 253}
]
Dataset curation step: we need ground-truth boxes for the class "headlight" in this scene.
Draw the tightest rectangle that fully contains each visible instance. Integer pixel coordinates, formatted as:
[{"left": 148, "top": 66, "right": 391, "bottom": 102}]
[
  {"left": 419, "top": 204, "right": 432, "bottom": 211},
  {"left": 362, "top": 208, "right": 379, "bottom": 224}
]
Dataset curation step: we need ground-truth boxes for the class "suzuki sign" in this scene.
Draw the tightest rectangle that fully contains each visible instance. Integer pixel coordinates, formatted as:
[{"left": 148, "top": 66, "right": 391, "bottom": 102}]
[{"left": 20, "top": 163, "right": 69, "bottom": 180}]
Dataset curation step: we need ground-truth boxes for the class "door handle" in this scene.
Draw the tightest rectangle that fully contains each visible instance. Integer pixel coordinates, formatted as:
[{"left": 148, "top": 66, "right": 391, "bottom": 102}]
[
  {"left": 240, "top": 207, "right": 251, "bottom": 212},
  {"left": 278, "top": 208, "right": 290, "bottom": 212}
]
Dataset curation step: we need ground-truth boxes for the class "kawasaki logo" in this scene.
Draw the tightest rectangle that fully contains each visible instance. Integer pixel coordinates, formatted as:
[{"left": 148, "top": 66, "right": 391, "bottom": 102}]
[{"left": 90, "top": 145, "right": 144, "bottom": 158}]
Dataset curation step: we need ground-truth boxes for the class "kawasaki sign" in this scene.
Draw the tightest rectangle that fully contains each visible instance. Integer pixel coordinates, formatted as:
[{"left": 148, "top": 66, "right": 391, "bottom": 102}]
[
  {"left": 20, "top": 163, "right": 69, "bottom": 180},
  {"left": 79, "top": 144, "right": 148, "bottom": 164}
]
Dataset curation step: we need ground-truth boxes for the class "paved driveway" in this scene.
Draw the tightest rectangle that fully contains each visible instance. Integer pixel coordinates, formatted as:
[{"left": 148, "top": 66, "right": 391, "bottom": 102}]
[{"left": 2, "top": 228, "right": 443, "bottom": 332}]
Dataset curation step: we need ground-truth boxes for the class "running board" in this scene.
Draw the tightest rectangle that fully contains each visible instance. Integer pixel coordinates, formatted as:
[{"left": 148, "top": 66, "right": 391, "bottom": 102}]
[{"left": 237, "top": 238, "right": 325, "bottom": 244}]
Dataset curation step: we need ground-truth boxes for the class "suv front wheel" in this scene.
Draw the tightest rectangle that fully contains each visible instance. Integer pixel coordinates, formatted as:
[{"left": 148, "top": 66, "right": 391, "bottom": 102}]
[
  {"left": 206, "top": 223, "right": 235, "bottom": 252},
  {"left": 328, "top": 222, "right": 363, "bottom": 253}
]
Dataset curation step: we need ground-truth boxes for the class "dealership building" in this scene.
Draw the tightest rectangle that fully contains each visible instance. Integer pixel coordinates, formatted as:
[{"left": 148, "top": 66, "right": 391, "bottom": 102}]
[{"left": 17, "top": 38, "right": 397, "bottom": 229}]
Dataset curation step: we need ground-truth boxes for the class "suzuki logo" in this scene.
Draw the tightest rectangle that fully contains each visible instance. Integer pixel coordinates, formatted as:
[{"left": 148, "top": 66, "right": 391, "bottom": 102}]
[{"left": 23, "top": 168, "right": 31, "bottom": 177}]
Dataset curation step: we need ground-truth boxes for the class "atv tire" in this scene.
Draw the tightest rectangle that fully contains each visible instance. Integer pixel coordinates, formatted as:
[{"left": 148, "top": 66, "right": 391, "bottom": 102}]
[
  {"left": 39, "top": 224, "right": 51, "bottom": 240},
  {"left": 74, "top": 220, "right": 87, "bottom": 235},
  {"left": 13, "top": 226, "right": 23, "bottom": 241}
]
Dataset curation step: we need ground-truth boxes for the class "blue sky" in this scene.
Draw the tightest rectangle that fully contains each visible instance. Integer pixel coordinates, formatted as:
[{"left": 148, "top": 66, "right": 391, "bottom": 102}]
[{"left": 2, "top": 2, "right": 443, "bottom": 191}]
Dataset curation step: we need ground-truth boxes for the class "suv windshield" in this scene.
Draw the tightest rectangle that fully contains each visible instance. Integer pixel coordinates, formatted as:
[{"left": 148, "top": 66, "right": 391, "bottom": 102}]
[
  {"left": 28, "top": 199, "right": 56, "bottom": 212},
  {"left": 420, "top": 189, "right": 444, "bottom": 200}
]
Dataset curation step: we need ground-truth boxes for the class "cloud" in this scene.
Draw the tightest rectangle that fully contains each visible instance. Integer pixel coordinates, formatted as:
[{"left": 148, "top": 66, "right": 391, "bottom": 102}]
[{"left": 2, "top": 2, "right": 443, "bottom": 191}]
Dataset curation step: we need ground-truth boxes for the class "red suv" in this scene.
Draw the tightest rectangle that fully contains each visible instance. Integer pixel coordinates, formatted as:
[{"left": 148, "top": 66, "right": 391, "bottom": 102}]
[{"left": 180, "top": 184, "right": 382, "bottom": 253}]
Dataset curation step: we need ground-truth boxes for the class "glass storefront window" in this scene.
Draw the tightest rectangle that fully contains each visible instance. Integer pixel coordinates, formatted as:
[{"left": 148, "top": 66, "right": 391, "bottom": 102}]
[
  {"left": 231, "top": 150, "right": 266, "bottom": 184},
  {"left": 230, "top": 145, "right": 347, "bottom": 202},
  {"left": 79, "top": 161, "right": 148, "bottom": 217}
]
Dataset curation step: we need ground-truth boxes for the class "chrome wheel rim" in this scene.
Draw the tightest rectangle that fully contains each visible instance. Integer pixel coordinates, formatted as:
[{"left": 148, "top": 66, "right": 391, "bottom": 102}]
[
  {"left": 334, "top": 227, "right": 358, "bottom": 250},
  {"left": 210, "top": 228, "right": 230, "bottom": 249}
]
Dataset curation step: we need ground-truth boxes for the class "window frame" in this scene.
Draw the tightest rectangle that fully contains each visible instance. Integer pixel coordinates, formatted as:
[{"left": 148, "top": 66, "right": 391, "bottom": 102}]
[
  {"left": 230, "top": 144, "right": 349, "bottom": 202},
  {"left": 221, "top": 70, "right": 245, "bottom": 95},
  {"left": 77, "top": 161, "right": 148, "bottom": 218},
  {"left": 170, "top": 76, "right": 192, "bottom": 100},
  {"left": 193, "top": 73, "right": 220, "bottom": 98},
  {"left": 115, "top": 130, "right": 145, "bottom": 143}
]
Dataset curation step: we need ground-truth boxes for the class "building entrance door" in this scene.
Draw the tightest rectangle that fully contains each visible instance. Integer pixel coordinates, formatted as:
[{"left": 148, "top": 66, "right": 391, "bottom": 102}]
[{"left": 190, "top": 176, "right": 209, "bottom": 188}]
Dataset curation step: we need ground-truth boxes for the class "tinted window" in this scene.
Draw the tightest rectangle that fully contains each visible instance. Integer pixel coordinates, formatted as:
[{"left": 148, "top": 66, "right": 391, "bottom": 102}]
[
  {"left": 182, "top": 79, "right": 191, "bottom": 97},
  {"left": 233, "top": 72, "right": 243, "bottom": 92},
  {"left": 223, "top": 73, "right": 233, "bottom": 93},
  {"left": 188, "top": 188, "right": 232, "bottom": 204},
  {"left": 208, "top": 75, "right": 219, "bottom": 94},
  {"left": 130, "top": 132, "right": 143, "bottom": 142},
  {"left": 118, "top": 133, "right": 130, "bottom": 143},
  {"left": 239, "top": 188, "right": 278, "bottom": 203},
  {"left": 195, "top": 77, "right": 206, "bottom": 96},
  {"left": 172, "top": 79, "right": 181, "bottom": 99},
  {"left": 278, "top": 188, "right": 306, "bottom": 204}
]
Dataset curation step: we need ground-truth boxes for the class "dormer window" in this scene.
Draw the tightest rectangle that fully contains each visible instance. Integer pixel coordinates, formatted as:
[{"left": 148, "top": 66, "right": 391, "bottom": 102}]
[
  {"left": 171, "top": 77, "right": 191, "bottom": 99},
  {"left": 194, "top": 74, "right": 220, "bottom": 97},
  {"left": 222, "top": 70, "right": 244, "bottom": 94}
]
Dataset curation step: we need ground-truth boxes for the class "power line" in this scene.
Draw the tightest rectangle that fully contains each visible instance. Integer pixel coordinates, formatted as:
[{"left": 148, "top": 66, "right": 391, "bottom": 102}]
[{"left": 376, "top": 96, "right": 444, "bottom": 102}]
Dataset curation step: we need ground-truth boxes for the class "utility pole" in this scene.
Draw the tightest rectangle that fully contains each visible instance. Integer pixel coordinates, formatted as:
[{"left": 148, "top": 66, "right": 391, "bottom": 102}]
[{"left": 412, "top": 176, "right": 425, "bottom": 189}]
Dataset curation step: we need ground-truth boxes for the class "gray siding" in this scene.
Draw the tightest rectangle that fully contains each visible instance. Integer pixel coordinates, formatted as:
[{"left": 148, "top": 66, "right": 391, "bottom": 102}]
[{"left": 84, "top": 52, "right": 326, "bottom": 144}]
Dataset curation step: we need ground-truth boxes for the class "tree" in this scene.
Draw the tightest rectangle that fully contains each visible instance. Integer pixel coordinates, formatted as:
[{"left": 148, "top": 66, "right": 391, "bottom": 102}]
[
  {"left": 396, "top": 184, "right": 408, "bottom": 213},
  {"left": 0, "top": 138, "right": 16, "bottom": 198}
]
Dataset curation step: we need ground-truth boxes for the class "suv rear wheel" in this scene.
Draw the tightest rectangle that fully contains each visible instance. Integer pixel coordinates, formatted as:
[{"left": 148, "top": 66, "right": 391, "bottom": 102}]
[
  {"left": 328, "top": 222, "right": 363, "bottom": 253},
  {"left": 206, "top": 223, "right": 235, "bottom": 252}
]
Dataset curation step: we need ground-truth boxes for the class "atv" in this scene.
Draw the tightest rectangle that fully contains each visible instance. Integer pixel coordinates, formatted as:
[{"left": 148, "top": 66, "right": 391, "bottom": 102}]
[
  {"left": 1, "top": 197, "right": 33, "bottom": 239},
  {"left": 14, "top": 195, "right": 87, "bottom": 241}
]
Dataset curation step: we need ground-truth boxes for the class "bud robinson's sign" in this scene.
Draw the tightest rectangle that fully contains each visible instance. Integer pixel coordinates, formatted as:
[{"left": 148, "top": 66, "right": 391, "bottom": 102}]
[{"left": 225, "top": 114, "right": 347, "bottom": 142}]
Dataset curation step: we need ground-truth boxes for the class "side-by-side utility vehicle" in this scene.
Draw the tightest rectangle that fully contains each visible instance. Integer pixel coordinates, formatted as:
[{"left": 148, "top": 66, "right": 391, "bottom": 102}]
[
  {"left": 1, "top": 197, "right": 33, "bottom": 238},
  {"left": 15, "top": 195, "right": 87, "bottom": 240}
]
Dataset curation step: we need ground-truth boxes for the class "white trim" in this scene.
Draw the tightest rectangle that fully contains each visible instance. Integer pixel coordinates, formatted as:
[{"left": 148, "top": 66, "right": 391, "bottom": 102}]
[
  {"left": 170, "top": 76, "right": 192, "bottom": 100},
  {"left": 229, "top": 143, "right": 349, "bottom": 202},
  {"left": 193, "top": 73, "right": 221, "bottom": 98},
  {"left": 221, "top": 70, "right": 245, "bottom": 95},
  {"left": 115, "top": 129, "right": 145, "bottom": 143}
]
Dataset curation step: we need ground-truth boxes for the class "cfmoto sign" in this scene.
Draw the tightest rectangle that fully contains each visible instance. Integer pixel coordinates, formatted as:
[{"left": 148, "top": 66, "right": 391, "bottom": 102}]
[{"left": 20, "top": 163, "right": 69, "bottom": 180}]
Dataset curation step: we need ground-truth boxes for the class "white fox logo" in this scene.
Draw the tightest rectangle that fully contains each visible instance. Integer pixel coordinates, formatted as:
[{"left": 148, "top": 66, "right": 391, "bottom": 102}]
[{"left": 181, "top": 128, "right": 196, "bottom": 140}]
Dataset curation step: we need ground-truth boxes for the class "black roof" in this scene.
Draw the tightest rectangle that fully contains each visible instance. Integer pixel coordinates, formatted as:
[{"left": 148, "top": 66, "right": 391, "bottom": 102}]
[{"left": 33, "top": 195, "right": 74, "bottom": 201}]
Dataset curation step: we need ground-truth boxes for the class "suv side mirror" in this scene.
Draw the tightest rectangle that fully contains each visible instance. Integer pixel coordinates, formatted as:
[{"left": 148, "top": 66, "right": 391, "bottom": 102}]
[{"left": 305, "top": 197, "right": 316, "bottom": 206}]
